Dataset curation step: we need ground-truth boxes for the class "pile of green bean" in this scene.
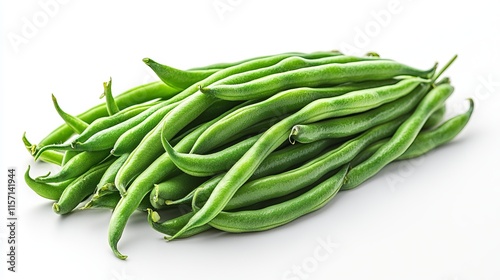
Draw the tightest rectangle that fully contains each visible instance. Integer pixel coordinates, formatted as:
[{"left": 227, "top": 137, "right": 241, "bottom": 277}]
[{"left": 24, "top": 50, "right": 474, "bottom": 259}]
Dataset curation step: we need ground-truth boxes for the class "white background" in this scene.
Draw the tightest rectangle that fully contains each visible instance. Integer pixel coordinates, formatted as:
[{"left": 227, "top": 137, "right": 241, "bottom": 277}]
[{"left": 1, "top": 0, "right": 499, "bottom": 279}]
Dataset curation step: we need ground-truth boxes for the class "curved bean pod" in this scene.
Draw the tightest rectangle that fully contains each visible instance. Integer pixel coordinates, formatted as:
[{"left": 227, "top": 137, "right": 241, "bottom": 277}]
[
  {"left": 342, "top": 83, "right": 454, "bottom": 190},
  {"left": 143, "top": 58, "right": 219, "bottom": 89},
  {"left": 164, "top": 134, "right": 261, "bottom": 177},
  {"left": 188, "top": 50, "right": 341, "bottom": 71},
  {"left": 206, "top": 165, "right": 349, "bottom": 233},
  {"left": 51, "top": 94, "right": 89, "bottom": 134},
  {"left": 53, "top": 159, "right": 114, "bottom": 215},
  {"left": 289, "top": 83, "right": 431, "bottom": 143},
  {"left": 168, "top": 138, "right": 339, "bottom": 206},
  {"left": 201, "top": 60, "right": 436, "bottom": 101},
  {"left": 147, "top": 210, "right": 212, "bottom": 239},
  {"left": 191, "top": 79, "right": 398, "bottom": 153},
  {"left": 353, "top": 99, "right": 473, "bottom": 164},
  {"left": 100, "top": 78, "right": 120, "bottom": 115},
  {"left": 24, "top": 166, "right": 72, "bottom": 200},
  {"left": 209, "top": 54, "right": 382, "bottom": 87},
  {"left": 22, "top": 133, "right": 63, "bottom": 165},
  {"left": 35, "top": 150, "right": 110, "bottom": 183}
]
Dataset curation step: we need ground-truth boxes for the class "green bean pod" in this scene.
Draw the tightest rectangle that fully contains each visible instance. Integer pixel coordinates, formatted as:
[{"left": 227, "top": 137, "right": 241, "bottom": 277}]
[
  {"left": 150, "top": 174, "right": 208, "bottom": 209},
  {"left": 75, "top": 101, "right": 159, "bottom": 144},
  {"left": 209, "top": 54, "right": 382, "bottom": 87},
  {"left": 147, "top": 210, "right": 212, "bottom": 239},
  {"left": 51, "top": 94, "right": 89, "bottom": 134},
  {"left": 343, "top": 83, "right": 454, "bottom": 190},
  {"left": 289, "top": 83, "right": 431, "bottom": 143},
  {"left": 143, "top": 58, "right": 219, "bottom": 89},
  {"left": 53, "top": 159, "right": 114, "bottom": 214},
  {"left": 101, "top": 78, "right": 120, "bottom": 115},
  {"left": 188, "top": 50, "right": 341, "bottom": 71},
  {"left": 24, "top": 166, "right": 72, "bottom": 200},
  {"left": 22, "top": 133, "right": 63, "bottom": 165},
  {"left": 205, "top": 165, "right": 349, "bottom": 233},
  {"left": 168, "top": 138, "right": 339, "bottom": 206},
  {"left": 201, "top": 60, "right": 436, "bottom": 101},
  {"left": 191, "top": 79, "right": 398, "bottom": 153},
  {"left": 164, "top": 134, "right": 261, "bottom": 177},
  {"left": 35, "top": 150, "right": 110, "bottom": 183},
  {"left": 354, "top": 99, "right": 473, "bottom": 164}
]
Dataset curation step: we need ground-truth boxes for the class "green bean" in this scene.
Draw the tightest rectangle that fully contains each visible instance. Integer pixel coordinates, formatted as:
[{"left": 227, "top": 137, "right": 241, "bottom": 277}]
[
  {"left": 22, "top": 133, "right": 63, "bottom": 165},
  {"left": 77, "top": 101, "right": 181, "bottom": 153},
  {"left": 53, "top": 159, "right": 114, "bottom": 214},
  {"left": 109, "top": 100, "right": 248, "bottom": 259},
  {"left": 101, "top": 78, "right": 120, "bottom": 115},
  {"left": 170, "top": 77, "right": 430, "bottom": 239},
  {"left": 38, "top": 81, "right": 180, "bottom": 147},
  {"left": 150, "top": 173, "right": 208, "bottom": 209},
  {"left": 112, "top": 100, "right": 240, "bottom": 156},
  {"left": 342, "top": 83, "right": 454, "bottom": 190},
  {"left": 225, "top": 116, "right": 406, "bottom": 210},
  {"left": 114, "top": 52, "right": 327, "bottom": 193},
  {"left": 200, "top": 60, "right": 436, "bottom": 101},
  {"left": 209, "top": 54, "right": 381, "bottom": 87},
  {"left": 191, "top": 79, "right": 398, "bottom": 153},
  {"left": 205, "top": 165, "right": 349, "bottom": 233},
  {"left": 400, "top": 100, "right": 472, "bottom": 159},
  {"left": 24, "top": 166, "right": 72, "bottom": 200},
  {"left": 168, "top": 138, "right": 339, "bottom": 206},
  {"left": 289, "top": 83, "right": 431, "bottom": 143},
  {"left": 35, "top": 150, "right": 110, "bottom": 183},
  {"left": 143, "top": 58, "right": 219, "bottom": 89},
  {"left": 75, "top": 101, "right": 159, "bottom": 144},
  {"left": 188, "top": 51, "right": 341, "bottom": 71},
  {"left": 164, "top": 134, "right": 261, "bottom": 177},
  {"left": 423, "top": 104, "right": 446, "bottom": 129},
  {"left": 354, "top": 99, "right": 473, "bottom": 164},
  {"left": 51, "top": 94, "right": 89, "bottom": 134},
  {"left": 147, "top": 210, "right": 212, "bottom": 239}
]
